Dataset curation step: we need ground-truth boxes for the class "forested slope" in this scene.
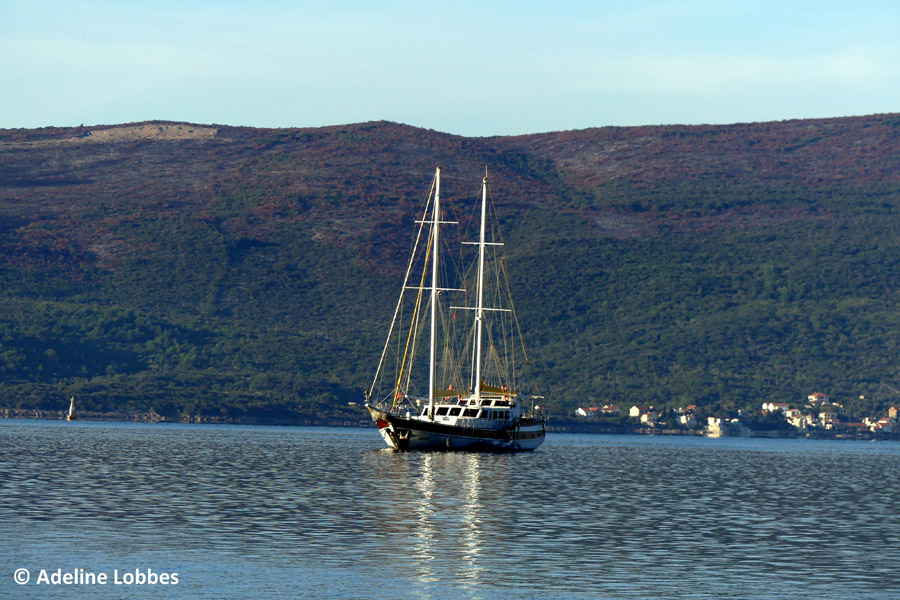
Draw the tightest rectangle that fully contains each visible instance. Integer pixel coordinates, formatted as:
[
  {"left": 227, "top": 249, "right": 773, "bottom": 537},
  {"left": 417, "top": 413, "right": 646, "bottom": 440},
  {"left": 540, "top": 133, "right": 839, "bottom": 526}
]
[{"left": 2, "top": 115, "right": 900, "bottom": 420}]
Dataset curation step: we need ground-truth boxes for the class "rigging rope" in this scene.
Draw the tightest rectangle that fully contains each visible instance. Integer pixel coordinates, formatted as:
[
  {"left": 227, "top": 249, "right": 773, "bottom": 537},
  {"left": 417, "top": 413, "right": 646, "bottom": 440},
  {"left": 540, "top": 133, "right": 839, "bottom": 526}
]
[
  {"left": 369, "top": 176, "right": 435, "bottom": 402},
  {"left": 394, "top": 226, "right": 433, "bottom": 406}
]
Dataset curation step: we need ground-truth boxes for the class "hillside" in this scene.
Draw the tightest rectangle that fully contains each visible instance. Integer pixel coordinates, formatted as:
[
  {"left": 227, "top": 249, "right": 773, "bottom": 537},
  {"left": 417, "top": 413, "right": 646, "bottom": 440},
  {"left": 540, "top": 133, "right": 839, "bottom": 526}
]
[{"left": 2, "top": 115, "right": 900, "bottom": 421}]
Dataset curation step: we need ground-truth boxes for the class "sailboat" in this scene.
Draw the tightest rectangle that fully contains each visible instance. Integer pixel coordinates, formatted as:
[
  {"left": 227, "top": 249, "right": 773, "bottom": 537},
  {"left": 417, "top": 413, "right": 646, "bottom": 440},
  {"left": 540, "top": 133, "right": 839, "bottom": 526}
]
[
  {"left": 365, "top": 167, "right": 545, "bottom": 451},
  {"left": 66, "top": 396, "right": 77, "bottom": 421}
]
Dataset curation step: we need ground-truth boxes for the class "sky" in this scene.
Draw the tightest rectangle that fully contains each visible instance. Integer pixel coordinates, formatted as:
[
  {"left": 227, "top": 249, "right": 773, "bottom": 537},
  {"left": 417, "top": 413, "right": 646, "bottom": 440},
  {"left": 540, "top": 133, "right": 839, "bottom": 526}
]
[{"left": 2, "top": 0, "right": 899, "bottom": 136}]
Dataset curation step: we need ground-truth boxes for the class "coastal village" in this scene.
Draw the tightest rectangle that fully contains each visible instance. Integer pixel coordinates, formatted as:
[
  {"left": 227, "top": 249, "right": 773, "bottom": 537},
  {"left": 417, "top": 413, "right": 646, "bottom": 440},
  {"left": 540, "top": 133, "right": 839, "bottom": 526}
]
[{"left": 574, "top": 392, "right": 899, "bottom": 439}]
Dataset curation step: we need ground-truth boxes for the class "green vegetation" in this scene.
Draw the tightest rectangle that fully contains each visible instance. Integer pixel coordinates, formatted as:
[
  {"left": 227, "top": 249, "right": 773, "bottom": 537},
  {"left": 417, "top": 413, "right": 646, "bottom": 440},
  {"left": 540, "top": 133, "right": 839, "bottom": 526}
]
[
  {"left": 507, "top": 192, "right": 900, "bottom": 418},
  {"left": 2, "top": 116, "right": 900, "bottom": 422}
]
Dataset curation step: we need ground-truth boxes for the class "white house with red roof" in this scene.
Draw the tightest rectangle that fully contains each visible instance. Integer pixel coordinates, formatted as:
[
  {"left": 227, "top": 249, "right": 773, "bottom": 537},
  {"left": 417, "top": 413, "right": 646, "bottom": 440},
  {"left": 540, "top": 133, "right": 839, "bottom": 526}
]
[{"left": 807, "top": 392, "right": 830, "bottom": 405}]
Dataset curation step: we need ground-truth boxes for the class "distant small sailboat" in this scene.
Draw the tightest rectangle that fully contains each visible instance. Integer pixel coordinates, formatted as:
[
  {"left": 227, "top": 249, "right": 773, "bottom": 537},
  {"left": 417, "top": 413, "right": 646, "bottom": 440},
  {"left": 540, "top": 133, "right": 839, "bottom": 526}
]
[{"left": 66, "top": 396, "right": 78, "bottom": 421}]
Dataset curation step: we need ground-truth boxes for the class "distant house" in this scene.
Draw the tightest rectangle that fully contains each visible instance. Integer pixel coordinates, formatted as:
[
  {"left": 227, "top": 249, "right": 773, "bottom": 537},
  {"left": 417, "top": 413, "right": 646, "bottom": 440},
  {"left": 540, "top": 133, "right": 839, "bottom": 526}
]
[
  {"left": 808, "top": 392, "right": 830, "bottom": 406},
  {"left": 819, "top": 411, "right": 839, "bottom": 429},
  {"left": 628, "top": 405, "right": 657, "bottom": 424},
  {"left": 676, "top": 413, "right": 697, "bottom": 429},
  {"left": 601, "top": 405, "right": 621, "bottom": 415},
  {"left": 673, "top": 406, "right": 696, "bottom": 427},
  {"left": 640, "top": 410, "right": 658, "bottom": 426},
  {"left": 706, "top": 417, "right": 727, "bottom": 438},
  {"left": 890, "top": 406, "right": 899, "bottom": 420},
  {"left": 789, "top": 414, "right": 813, "bottom": 430},
  {"left": 762, "top": 402, "right": 790, "bottom": 413},
  {"left": 576, "top": 407, "right": 601, "bottom": 418}
]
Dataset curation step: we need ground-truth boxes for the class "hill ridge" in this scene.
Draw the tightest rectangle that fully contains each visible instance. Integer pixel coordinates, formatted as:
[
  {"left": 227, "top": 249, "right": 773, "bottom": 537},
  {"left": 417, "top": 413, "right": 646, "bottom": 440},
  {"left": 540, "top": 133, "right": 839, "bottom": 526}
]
[{"left": 1, "top": 113, "right": 900, "bottom": 421}]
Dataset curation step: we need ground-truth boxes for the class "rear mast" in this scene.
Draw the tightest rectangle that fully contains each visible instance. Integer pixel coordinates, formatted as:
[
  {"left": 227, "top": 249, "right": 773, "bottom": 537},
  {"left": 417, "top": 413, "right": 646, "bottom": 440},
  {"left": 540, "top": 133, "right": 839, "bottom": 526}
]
[{"left": 428, "top": 167, "right": 440, "bottom": 417}]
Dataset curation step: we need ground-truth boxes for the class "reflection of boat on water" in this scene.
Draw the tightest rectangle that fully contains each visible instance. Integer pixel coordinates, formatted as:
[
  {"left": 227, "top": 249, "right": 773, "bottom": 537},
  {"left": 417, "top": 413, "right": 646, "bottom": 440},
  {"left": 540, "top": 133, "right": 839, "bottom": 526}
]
[
  {"left": 363, "top": 450, "right": 502, "bottom": 581},
  {"left": 66, "top": 396, "right": 77, "bottom": 421},
  {"left": 365, "top": 167, "right": 545, "bottom": 451}
]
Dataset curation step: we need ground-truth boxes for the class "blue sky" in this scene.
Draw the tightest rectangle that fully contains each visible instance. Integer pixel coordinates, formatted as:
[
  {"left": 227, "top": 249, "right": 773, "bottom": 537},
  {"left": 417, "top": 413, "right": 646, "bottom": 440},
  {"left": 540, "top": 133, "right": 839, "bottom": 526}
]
[{"left": 2, "top": 1, "right": 899, "bottom": 136}]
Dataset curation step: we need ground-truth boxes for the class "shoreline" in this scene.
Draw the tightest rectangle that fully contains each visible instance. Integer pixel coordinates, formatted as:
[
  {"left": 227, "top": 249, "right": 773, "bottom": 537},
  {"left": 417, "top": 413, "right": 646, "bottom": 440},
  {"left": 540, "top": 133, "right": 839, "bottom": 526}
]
[
  {"left": 0, "top": 407, "right": 367, "bottom": 428},
  {"left": 3, "top": 408, "right": 898, "bottom": 441}
]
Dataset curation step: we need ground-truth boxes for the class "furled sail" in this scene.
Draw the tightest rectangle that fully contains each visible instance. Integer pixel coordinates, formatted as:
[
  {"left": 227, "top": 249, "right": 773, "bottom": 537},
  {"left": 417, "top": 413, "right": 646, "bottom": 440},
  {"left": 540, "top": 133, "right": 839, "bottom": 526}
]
[{"left": 479, "top": 383, "right": 517, "bottom": 396}]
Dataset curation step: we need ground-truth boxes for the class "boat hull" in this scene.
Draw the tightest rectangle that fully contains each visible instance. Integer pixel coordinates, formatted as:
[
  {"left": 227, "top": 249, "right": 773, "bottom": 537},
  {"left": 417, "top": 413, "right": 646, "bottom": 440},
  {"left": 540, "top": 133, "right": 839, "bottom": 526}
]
[{"left": 367, "top": 405, "right": 544, "bottom": 452}]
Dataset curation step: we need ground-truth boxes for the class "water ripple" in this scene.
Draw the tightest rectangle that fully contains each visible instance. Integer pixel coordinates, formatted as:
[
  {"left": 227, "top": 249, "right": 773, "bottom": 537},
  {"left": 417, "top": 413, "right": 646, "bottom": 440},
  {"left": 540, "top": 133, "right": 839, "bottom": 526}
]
[{"left": 2, "top": 422, "right": 899, "bottom": 599}]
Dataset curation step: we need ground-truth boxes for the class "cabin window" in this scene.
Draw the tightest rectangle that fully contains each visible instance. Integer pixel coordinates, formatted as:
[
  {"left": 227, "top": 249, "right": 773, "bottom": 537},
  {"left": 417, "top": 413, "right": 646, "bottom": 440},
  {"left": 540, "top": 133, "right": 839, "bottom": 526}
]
[
  {"left": 463, "top": 408, "right": 480, "bottom": 418},
  {"left": 448, "top": 407, "right": 462, "bottom": 416},
  {"left": 421, "top": 407, "right": 428, "bottom": 416},
  {"left": 436, "top": 406, "right": 449, "bottom": 416}
]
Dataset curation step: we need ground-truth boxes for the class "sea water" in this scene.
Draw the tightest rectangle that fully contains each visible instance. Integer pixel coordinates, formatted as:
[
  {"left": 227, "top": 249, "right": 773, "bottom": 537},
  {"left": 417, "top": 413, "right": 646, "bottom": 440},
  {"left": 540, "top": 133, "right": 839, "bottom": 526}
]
[{"left": 2, "top": 420, "right": 899, "bottom": 599}]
